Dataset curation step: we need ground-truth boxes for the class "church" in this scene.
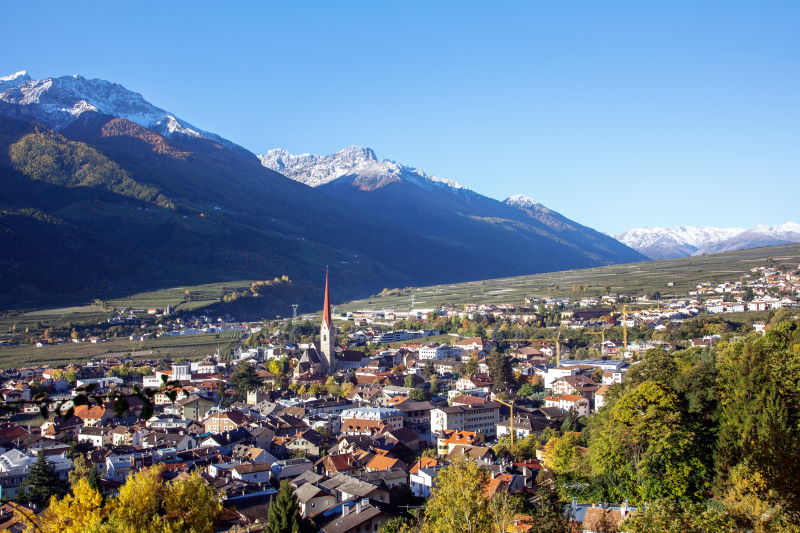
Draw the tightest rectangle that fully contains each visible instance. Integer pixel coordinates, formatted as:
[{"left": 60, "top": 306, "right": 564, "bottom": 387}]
[
  {"left": 293, "top": 269, "right": 339, "bottom": 379},
  {"left": 293, "top": 270, "right": 369, "bottom": 381}
]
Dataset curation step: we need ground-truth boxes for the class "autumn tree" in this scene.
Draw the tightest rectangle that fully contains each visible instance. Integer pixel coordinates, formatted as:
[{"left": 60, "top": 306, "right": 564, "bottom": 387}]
[
  {"left": 18, "top": 477, "right": 106, "bottom": 533},
  {"left": 423, "top": 456, "right": 490, "bottom": 533}
]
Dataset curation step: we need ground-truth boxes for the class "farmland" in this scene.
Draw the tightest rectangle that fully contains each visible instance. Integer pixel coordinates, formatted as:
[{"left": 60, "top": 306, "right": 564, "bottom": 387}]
[
  {"left": 0, "top": 331, "right": 242, "bottom": 369},
  {"left": 338, "top": 243, "right": 800, "bottom": 312}
]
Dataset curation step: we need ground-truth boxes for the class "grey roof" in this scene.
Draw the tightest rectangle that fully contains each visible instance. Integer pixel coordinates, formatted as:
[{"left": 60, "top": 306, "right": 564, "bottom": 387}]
[
  {"left": 294, "top": 482, "right": 327, "bottom": 503},
  {"left": 321, "top": 504, "right": 384, "bottom": 533}
]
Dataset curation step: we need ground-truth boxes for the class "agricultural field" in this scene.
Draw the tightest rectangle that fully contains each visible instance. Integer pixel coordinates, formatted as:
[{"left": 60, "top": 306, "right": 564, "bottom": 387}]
[
  {"left": 0, "top": 331, "right": 242, "bottom": 369},
  {"left": 105, "top": 280, "right": 257, "bottom": 312},
  {"left": 338, "top": 243, "right": 800, "bottom": 312}
]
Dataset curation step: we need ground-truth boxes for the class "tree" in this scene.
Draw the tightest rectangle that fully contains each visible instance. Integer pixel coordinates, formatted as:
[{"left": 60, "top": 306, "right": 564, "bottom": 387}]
[
  {"left": 517, "top": 383, "right": 538, "bottom": 398},
  {"left": 543, "top": 433, "right": 584, "bottom": 476},
  {"left": 18, "top": 477, "right": 106, "bottom": 533},
  {"left": 266, "top": 480, "right": 303, "bottom": 533},
  {"left": 588, "top": 381, "right": 709, "bottom": 503},
  {"left": 378, "top": 516, "right": 416, "bottom": 533},
  {"left": 620, "top": 499, "right": 737, "bottom": 533},
  {"left": 18, "top": 453, "right": 68, "bottom": 509},
  {"left": 423, "top": 456, "right": 490, "bottom": 533},
  {"left": 487, "top": 351, "right": 515, "bottom": 392},
  {"left": 229, "top": 361, "right": 262, "bottom": 399},
  {"left": 464, "top": 356, "right": 479, "bottom": 376},
  {"left": 404, "top": 374, "right": 416, "bottom": 388},
  {"left": 162, "top": 470, "right": 223, "bottom": 533},
  {"left": 715, "top": 320, "right": 800, "bottom": 515}
]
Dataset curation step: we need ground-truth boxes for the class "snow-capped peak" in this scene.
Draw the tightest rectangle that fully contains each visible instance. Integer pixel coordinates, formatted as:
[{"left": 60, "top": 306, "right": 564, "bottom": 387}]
[
  {"left": 616, "top": 222, "right": 800, "bottom": 260},
  {"left": 504, "top": 194, "right": 542, "bottom": 209},
  {"left": 259, "top": 146, "right": 466, "bottom": 191},
  {"left": 0, "top": 70, "right": 29, "bottom": 82},
  {"left": 0, "top": 70, "right": 238, "bottom": 148}
]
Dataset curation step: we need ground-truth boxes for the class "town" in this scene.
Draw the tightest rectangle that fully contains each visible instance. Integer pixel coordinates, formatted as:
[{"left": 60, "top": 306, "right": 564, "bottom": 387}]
[{"left": 0, "top": 263, "right": 797, "bottom": 532}]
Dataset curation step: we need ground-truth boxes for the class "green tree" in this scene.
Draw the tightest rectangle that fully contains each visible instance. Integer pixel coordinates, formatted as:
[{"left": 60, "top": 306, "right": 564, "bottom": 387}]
[
  {"left": 487, "top": 351, "right": 515, "bottom": 392},
  {"left": 588, "top": 381, "right": 709, "bottom": 503},
  {"left": 715, "top": 319, "right": 800, "bottom": 516},
  {"left": 266, "top": 480, "right": 304, "bottom": 533},
  {"left": 620, "top": 499, "right": 736, "bottom": 532},
  {"left": 229, "top": 361, "right": 262, "bottom": 399},
  {"left": 18, "top": 453, "right": 68, "bottom": 508}
]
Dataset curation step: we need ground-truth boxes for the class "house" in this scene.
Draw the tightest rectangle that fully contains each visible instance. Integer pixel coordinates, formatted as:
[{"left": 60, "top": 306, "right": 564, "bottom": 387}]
[
  {"left": 285, "top": 429, "right": 326, "bottom": 457},
  {"left": 594, "top": 386, "right": 610, "bottom": 411},
  {"left": 271, "top": 458, "right": 314, "bottom": 480},
  {"left": 436, "top": 430, "right": 485, "bottom": 456},
  {"left": 320, "top": 499, "right": 398, "bottom": 533},
  {"left": 364, "top": 454, "right": 405, "bottom": 472},
  {"left": 78, "top": 426, "right": 111, "bottom": 448},
  {"left": 294, "top": 483, "right": 337, "bottom": 518},
  {"left": 231, "top": 463, "right": 271, "bottom": 483},
  {"left": 410, "top": 464, "right": 445, "bottom": 498},
  {"left": 176, "top": 395, "right": 215, "bottom": 421},
  {"left": 496, "top": 412, "right": 556, "bottom": 439},
  {"left": 455, "top": 373, "right": 493, "bottom": 390},
  {"left": 320, "top": 473, "right": 390, "bottom": 504},
  {"left": 73, "top": 405, "right": 111, "bottom": 427},
  {"left": 203, "top": 410, "right": 249, "bottom": 434},
  {"left": 544, "top": 395, "right": 590, "bottom": 417}
]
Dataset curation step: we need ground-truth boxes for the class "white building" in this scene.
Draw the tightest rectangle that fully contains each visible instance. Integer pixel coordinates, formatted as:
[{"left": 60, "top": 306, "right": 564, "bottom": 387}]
[{"left": 430, "top": 402, "right": 501, "bottom": 437}]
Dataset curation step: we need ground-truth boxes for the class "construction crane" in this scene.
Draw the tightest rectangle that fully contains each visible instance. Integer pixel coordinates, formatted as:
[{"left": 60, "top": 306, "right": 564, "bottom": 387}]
[
  {"left": 506, "top": 326, "right": 565, "bottom": 366},
  {"left": 495, "top": 398, "right": 516, "bottom": 444},
  {"left": 586, "top": 330, "right": 606, "bottom": 358}
]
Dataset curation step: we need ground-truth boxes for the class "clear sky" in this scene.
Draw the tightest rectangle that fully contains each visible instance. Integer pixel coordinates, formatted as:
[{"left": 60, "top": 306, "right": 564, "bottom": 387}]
[{"left": 1, "top": 1, "right": 798, "bottom": 234}]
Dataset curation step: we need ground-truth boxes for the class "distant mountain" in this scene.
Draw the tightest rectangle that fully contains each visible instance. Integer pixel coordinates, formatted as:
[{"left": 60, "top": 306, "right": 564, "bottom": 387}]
[
  {"left": 0, "top": 70, "right": 645, "bottom": 314},
  {"left": 0, "top": 70, "right": 246, "bottom": 151},
  {"left": 616, "top": 223, "right": 800, "bottom": 259},
  {"left": 261, "top": 146, "right": 647, "bottom": 275}
]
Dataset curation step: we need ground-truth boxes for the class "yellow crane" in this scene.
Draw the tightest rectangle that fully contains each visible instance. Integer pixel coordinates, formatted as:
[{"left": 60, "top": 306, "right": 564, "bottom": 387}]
[
  {"left": 586, "top": 330, "right": 606, "bottom": 358},
  {"left": 509, "top": 325, "right": 566, "bottom": 366},
  {"left": 495, "top": 397, "right": 516, "bottom": 444}
]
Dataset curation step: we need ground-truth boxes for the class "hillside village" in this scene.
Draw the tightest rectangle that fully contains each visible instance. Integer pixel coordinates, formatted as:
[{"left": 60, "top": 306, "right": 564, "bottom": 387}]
[{"left": 0, "top": 265, "right": 797, "bottom": 531}]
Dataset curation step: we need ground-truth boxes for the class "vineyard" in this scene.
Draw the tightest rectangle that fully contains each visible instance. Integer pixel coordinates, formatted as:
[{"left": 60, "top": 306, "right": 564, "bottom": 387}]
[{"left": 0, "top": 331, "right": 243, "bottom": 369}]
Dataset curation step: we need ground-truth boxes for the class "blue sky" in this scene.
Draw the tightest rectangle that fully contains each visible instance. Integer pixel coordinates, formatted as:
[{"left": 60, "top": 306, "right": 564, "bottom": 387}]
[{"left": 1, "top": 1, "right": 798, "bottom": 234}]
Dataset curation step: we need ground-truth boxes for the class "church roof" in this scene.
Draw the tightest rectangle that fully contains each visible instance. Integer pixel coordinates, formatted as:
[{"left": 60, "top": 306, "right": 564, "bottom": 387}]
[
  {"left": 322, "top": 269, "right": 332, "bottom": 328},
  {"left": 299, "top": 346, "right": 322, "bottom": 364}
]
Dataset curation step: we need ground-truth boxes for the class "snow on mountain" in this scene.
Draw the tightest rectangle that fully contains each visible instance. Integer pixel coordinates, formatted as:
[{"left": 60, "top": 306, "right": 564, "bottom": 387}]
[
  {"left": 259, "top": 146, "right": 467, "bottom": 192},
  {"left": 504, "top": 194, "right": 543, "bottom": 209},
  {"left": 616, "top": 223, "right": 800, "bottom": 259},
  {"left": 0, "top": 71, "right": 235, "bottom": 148}
]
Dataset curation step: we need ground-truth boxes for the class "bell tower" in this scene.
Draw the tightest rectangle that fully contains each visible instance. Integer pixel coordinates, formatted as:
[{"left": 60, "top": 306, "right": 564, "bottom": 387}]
[{"left": 319, "top": 268, "right": 336, "bottom": 373}]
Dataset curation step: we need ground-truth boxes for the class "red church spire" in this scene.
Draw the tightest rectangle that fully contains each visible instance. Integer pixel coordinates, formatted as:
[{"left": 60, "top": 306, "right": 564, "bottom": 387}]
[{"left": 322, "top": 267, "right": 332, "bottom": 327}]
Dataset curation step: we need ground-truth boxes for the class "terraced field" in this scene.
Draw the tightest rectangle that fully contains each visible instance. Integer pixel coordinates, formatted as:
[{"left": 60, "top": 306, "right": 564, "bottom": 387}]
[
  {"left": 0, "top": 331, "right": 242, "bottom": 369},
  {"left": 338, "top": 243, "right": 800, "bottom": 312}
]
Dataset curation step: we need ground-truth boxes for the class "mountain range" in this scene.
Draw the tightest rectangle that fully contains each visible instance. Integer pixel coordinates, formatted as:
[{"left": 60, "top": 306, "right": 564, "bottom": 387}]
[
  {"left": 616, "top": 223, "right": 800, "bottom": 259},
  {"left": 0, "top": 70, "right": 644, "bottom": 315}
]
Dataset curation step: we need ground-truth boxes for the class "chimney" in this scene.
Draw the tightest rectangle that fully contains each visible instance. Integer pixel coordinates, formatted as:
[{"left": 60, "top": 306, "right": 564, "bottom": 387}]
[{"left": 341, "top": 504, "right": 350, "bottom": 517}]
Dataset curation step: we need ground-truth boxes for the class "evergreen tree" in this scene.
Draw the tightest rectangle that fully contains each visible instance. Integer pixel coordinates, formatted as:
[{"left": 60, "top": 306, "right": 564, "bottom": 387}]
[
  {"left": 266, "top": 480, "right": 303, "bottom": 533},
  {"left": 87, "top": 465, "right": 101, "bottom": 494},
  {"left": 229, "top": 361, "right": 262, "bottom": 399},
  {"left": 18, "top": 453, "right": 68, "bottom": 508},
  {"left": 487, "top": 351, "right": 515, "bottom": 392}
]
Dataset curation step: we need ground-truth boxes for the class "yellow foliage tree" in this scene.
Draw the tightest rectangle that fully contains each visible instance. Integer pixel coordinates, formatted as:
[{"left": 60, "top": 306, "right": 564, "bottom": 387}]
[
  {"left": 423, "top": 456, "right": 490, "bottom": 533},
  {"left": 18, "top": 478, "right": 105, "bottom": 533}
]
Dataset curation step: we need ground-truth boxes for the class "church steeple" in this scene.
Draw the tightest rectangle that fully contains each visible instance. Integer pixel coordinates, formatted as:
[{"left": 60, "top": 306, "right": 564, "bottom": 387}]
[
  {"left": 322, "top": 267, "right": 332, "bottom": 328},
  {"left": 319, "top": 267, "right": 336, "bottom": 373}
]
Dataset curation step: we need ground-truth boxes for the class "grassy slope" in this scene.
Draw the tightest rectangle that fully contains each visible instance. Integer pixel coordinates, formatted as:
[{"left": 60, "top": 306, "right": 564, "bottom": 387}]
[{"left": 337, "top": 243, "right": 800, "bottom": 311}]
